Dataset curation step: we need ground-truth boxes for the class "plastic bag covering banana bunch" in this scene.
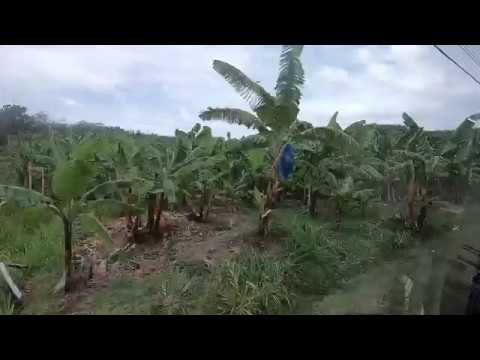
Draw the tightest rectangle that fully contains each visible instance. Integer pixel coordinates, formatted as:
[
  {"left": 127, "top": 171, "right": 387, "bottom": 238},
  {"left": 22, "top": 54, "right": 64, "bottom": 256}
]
[{"left": 277, "top": 144, "right": 294, "bottom": 181}]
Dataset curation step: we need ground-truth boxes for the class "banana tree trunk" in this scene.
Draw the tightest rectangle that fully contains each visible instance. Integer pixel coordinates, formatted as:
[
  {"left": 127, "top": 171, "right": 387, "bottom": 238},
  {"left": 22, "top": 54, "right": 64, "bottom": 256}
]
[
  {"left": 153, "top": 193, "right": 165, "bottom": 234},
  {"left": 272, "top": 178, "right": 281, "bottom": 205},
  {"left": 407, "top": 181, "right": 417, "bottom": 227},
  {"left": 258, "top": 209, "right": 272, "bottom": 238},
  {"left": 309, "top": 190, "right": 318, "bottom": 217},
  {"left": 146, "top": 193, "right": 156, "bottom": 232},
  {"left": 335, "top": 205, "right": 342, "bottom": 231},
  {"left": 303, "top": 187, "right": 308, "bottom": 206},
  {"left": 417, "top": 204, "right": 427, "bottom": 232},
  {"left": 386, "top": 181, "right": 391, "bottom": 203},
  {"left": 203, "top": 193, "right": 212, "bottom": 222},
  {"left": 62, "top": 217, "right": 73, "bottom": 293},
  {"left": 199, "top": 186, "right": 213, "bottom": 222},
  {"left": 258, "top": 181, "right": 274, "bottom": 238}
]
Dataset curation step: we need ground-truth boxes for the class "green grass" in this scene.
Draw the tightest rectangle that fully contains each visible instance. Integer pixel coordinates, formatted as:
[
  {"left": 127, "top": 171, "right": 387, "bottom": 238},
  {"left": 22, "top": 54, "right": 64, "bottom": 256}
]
[
  {"left": 274, "top": 208, "right": 413, "bottom": 298},
  {"left": 0, "top": 201, "right": 420, "bottom": 315},
  {"left": 0, "top": 293, "right": 16, "bottom": 315},
  {"left": 93, "top": 253, "right": 294, "bottom": 315},
  {"left": 94, "top": 270, "right": 202, "bottom": 315},
  {"left": 20, "top": 272, "right": 64, "bottom": 314},
  {"left": 200, "top": 250, "right": 294, "bottom": 315},
  {"left": 0, "top": 206, "right": 63, "bottom": 276},
  {"left": 0, "top": 205, "right": 64, "bottom": 314}
]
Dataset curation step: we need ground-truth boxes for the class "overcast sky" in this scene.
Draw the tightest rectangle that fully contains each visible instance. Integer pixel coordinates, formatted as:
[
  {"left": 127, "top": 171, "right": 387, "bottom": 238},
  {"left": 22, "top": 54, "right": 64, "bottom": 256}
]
[{"left": 1, "top": 45, "right": 479, "bottom": 138}]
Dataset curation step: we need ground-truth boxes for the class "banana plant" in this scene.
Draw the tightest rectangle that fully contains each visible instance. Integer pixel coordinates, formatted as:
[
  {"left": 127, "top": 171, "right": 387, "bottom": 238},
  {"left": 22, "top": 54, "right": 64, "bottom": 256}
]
[
  {"left": 440, "top": 113, "right": 480, "bottom": 204},
  {"left": 390, "top": 113, "right": 448, "bottom": 229},
  {"left": 292, "top": 112, "right": 376, "bottom": 217},
  {"left": 1, "top": 137, "right": 146, "bottom": 291},
  {"left": 0, "top": 176, "right": 142, "bottom": 292},
  {"left": 173, "top": 125, "right": 229, "bottom": 222},
  {"left": 199, "top": 45, "right": 306, "bottom": 232},
  {"left": 315, "top": 175, "right": 375, "bottom": 230}
]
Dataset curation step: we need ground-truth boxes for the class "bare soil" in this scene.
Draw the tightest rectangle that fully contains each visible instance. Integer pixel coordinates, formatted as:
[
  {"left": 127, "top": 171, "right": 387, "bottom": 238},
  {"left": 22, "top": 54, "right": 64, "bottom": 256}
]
[{"left": 61, "top": 206, "right": 280, "bottom": 314}]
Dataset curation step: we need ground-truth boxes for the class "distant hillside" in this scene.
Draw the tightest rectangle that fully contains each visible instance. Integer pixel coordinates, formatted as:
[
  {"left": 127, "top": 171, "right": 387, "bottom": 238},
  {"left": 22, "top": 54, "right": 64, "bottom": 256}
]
[
  {"left": 0, "top": 104, "right": 176, "bottom": 146},
  {"left": 0, "top": 104, "right": 458, "bottom": 149}
]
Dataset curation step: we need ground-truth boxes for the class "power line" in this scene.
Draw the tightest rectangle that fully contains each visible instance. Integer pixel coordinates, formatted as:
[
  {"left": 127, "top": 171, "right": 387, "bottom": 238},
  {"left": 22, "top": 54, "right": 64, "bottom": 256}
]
[
  {"left": 459, "top": 45, "right": 480, "bottom": 69},
  {"left": 459, "top": 45, "right": 480, "bottom": 70},
  {"left": 433, "top": 45, "right": 480, "bottom": 87},
  {"left": 470, "top": 45, "right": 480, "bottom": 59},
  {"left": 470, "top": 46, "right": 480, "bottom": 68}
]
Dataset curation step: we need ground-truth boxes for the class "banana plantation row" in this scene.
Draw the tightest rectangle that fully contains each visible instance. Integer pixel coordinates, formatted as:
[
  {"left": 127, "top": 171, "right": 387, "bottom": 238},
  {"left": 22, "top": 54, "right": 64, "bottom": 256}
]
[{"left": 1, "top": 45, "right": 479, "bottom": 293}]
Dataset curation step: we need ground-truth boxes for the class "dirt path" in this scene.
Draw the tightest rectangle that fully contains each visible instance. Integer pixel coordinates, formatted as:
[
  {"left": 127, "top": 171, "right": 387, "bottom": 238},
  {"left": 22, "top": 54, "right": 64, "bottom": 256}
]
[
  {"left": 305, "top": 228, "right": 476, "bottom": 315},
  {"left": 62, "top": 207, "right": 262, "bottom": 314}
]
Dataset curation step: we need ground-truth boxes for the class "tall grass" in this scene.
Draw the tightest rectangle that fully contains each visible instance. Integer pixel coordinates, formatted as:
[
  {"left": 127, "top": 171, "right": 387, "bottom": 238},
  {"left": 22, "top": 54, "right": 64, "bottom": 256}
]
[
  {"left": 279, "top": 211, "right": 411, "bottom": 296},
  {"left": 0, "top": 293, "right": 15, "bottom": 315},
  {"left": 0, "top": 206, "right": 63, "bottom": 275},
  {"left": 0, "top": 205, "right": 64, "bottom": 314},
  {"left": 202, "top": 251, "right": 294, "bottom": 315},
  {"left": 94, "top": 270, "right": 201, "bottom": 315}
]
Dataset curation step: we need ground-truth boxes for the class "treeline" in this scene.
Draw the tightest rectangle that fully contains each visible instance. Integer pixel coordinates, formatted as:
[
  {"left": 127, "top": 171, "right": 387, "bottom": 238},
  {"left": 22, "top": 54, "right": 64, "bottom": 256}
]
[
  {"left": 0, "top": 103, "right": 458, "bottom": 149},
  {"left": 0, "top": 104, "right": 175, "bottom": 146}
]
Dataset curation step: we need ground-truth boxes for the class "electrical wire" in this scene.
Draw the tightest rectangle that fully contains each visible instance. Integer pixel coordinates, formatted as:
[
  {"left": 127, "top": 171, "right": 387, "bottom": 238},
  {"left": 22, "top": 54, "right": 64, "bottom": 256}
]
[
  {"left": 459, "top": 45, "right": 480, "bottom": 69},
  {"left": 433, "top": 45, "right": 480, "bottom": 87}
]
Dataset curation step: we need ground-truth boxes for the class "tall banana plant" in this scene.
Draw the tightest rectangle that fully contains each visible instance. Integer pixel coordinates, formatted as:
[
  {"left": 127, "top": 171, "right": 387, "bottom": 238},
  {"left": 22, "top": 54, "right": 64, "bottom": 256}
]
[
  {"left": 1, "top": 137, "right": 147, "bottom": 291},
  {"left": 173, "top": 124, "right": 229, "bottom": 222},
  {"left": 391, "top": 113, "right": 446, "bottom": 229},
  {"left": 0, "top": 165, "right": 142, "bottom": 292},
  {"left": 199, "top": 45, "right": 305, "bottom": 235},
  {"left": 200, "top": 45, "right": 304, "bottom": 139},
  {"left": 292, "top": 112, "right": 381, "bottom": 218},
  {"left": 440, "top": 113, "right": 480, "bottom": 203}
]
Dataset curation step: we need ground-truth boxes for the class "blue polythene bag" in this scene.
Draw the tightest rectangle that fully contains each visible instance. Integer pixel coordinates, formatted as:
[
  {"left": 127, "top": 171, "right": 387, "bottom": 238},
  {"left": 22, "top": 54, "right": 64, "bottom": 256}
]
[{"left": 277, "top": 144, "right": 294, "bottom": 180}]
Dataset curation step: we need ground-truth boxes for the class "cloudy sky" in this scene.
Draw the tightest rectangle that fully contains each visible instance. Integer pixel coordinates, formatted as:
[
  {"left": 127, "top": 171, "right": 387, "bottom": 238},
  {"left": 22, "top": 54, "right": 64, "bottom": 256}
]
[{"left": 1, "top": 45, "right": 479, "bottom": 138}]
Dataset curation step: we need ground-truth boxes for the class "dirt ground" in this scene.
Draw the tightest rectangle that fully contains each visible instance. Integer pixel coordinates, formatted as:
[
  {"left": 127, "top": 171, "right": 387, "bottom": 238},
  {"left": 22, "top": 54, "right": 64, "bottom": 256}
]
[
  {"left": 308, "top": 225, "right": 478, "bottom": 315},
  {"left": 61, "top": 206, "right": 280, "bottom": 314},
  {"left": 59, "top": 202, "right": 478, "bottom": 315}
]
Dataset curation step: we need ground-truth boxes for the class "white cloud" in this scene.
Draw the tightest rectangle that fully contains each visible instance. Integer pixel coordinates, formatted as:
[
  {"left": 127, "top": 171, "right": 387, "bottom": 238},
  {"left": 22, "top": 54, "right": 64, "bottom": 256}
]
[
  {"left": 315, "top": 66, "right": 351, "bottom": 84},
  {"left": 0, "top": 45, "right": 479, "bottom": 137},
  {"left": 59, "top": 97, "right": 79, "bottom": 106}
]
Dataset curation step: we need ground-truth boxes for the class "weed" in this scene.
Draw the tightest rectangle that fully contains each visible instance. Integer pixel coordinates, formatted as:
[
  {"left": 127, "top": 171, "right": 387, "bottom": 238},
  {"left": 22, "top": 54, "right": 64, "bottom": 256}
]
[
  {"left": 202, "top": 250, "right": 294, "bottom": 315},
  {"left": 280, "top": 213, "right": 402, "bottom": 296},
  {"left": 94, "top": 270, "right": 200, "bottom": 315},
  {"left": 20, "top": 272, "right": 64, "bottom": 314},
  {"left": 0, "top": 293, "right": 16, "bottom": 315}
]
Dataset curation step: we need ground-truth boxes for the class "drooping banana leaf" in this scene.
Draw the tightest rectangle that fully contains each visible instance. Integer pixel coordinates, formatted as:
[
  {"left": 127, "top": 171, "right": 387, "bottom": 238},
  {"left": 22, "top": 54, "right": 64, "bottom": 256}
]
[
  {"left": 71, "top": 138, "right": 115, "bottom": 161},
  {"left": 402, "top": 112, "right": 419, "bottom": 130},
  {"left": 78, "top": 213, "right": 113, "bottom": 247},
  {"left": 327, "top": 111, "right": 342, "bottom": 131},
  {"left": 0, "top": 185, "right": 53, "bottom": 209},
  {"left": 353, "top": 188, "right": 376, "bottom": 201},
  {"left": 52, "top": 159, "right": 95, "bottom": 202},
  {"left": 87, "top": 199, "right": 144, "bottom": 218},
  {"left": 195, "top": 126, "right": 217, "bottom": 154},
  {"left": 275, "top": 45, "right": 305, "bottom": 124},
  {"left": 246, "top": 148, "right": 266, "bottom": 172},
  {"left": 162, "top": 177, "right": 177, "bottom": 204},
  {"left": 239, "top": 134, "right": 269, "bottom": 148},
  {"left": 253, "top": 187, "right": 265, "bottom": 214},
  {"left": 356, "top": 164, "right": 384, "bottom": 181},
  {"left": 81, "top": 180, "right": 132, "bottom": 201},
  {"left": 338, "top": 176, "right": 354, "bottom": 195}
]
